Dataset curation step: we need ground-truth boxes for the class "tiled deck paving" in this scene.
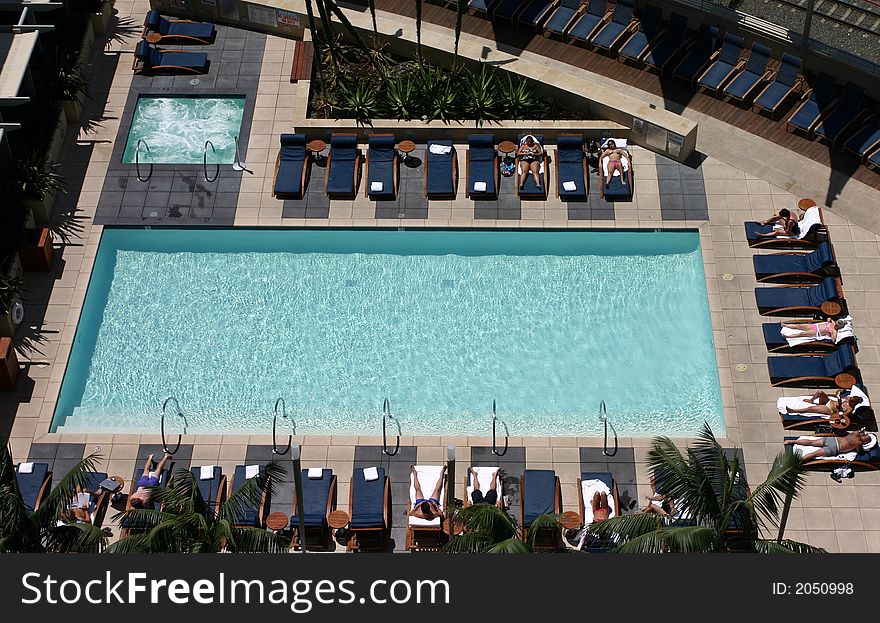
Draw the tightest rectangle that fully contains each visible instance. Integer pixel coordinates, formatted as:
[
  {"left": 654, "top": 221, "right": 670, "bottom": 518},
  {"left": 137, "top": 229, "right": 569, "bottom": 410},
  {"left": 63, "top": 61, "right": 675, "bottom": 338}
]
[{"left": 2, "top": 0, "right": 880, "bottom": 552}]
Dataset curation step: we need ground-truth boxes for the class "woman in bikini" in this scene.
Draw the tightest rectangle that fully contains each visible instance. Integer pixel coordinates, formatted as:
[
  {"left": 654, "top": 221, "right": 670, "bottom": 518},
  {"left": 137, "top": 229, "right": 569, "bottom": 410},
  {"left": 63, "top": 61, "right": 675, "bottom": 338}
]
[
  {"left": 516, "top": 135, "right": 543, "bottom": 191},
  {"left": 785, "top": 390, "right": 862, "bottom": 418},
  {"left": 781, "top": 318, "right": 847, "bottom": 341},
  {"left": 757, "top": 208, "right": 800, "bottom": 238},
  {"left": 600, "top": 140, "right": 627, "bottom": 189}
]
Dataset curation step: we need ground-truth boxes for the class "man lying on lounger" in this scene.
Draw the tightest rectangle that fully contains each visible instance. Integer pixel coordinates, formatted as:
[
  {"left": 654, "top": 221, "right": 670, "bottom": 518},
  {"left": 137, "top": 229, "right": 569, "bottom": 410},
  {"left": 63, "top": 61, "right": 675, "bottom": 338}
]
[
  {"left": 757, "top": 208, "right": 799, "bottom": 238},
  {"left": 784, "top": 429, "right": 874, "bottom": 460},
  {"left": 129, "top": 452, "right": 171, "bottom": 509},
  {"left": 600, "top": 140, "right": 629, "bottom": 189},
  {"left": 469, "top": 467, "right": 499, "bottom": 506},
  {"left": 410, "top": 465, "right": 447, "bottom": 521}
]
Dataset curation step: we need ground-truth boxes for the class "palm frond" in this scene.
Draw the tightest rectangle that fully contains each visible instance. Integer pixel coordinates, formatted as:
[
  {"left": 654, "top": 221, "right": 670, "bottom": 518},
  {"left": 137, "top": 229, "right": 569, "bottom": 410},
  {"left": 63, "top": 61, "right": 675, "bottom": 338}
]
[
  {"left": 486, "top": 538, "right": 532, "bottom": 553},
  {"left": 34, "top": 453, "right": 102, "bottom": 525},
  {"left": 746, "top": 451, "right": 808, "bottom": 529},
  {"left": 218, "top": 461, "right": 286, "bottom": 527},
  {"left": 229, "top": 526, "right": 290, "bottom": 553},
  {"left": 587, "top": 512, "right": 671, "bottom": 542},
  {"left": 524, "top": 513, "right": 562, "bottom": 550},
  {"left": 46, "top": 521, "right": 108, "bottom": 553},
  {"left": 753, "top": 539, "right": 827, "bottom": 554}
]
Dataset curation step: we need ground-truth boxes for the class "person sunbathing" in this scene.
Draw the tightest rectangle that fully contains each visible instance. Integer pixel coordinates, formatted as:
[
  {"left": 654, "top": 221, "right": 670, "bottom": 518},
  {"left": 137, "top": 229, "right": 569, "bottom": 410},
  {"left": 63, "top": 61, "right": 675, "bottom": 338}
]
[
  {"left": 600, "top": 140, "right": 629, "bottom": 189},
  {"left": 757, "top": 208, "right": 799, "bottom": 238},
  {"left": 591, "top": 491, "right": 612, "bottom": 522},
  {"left": 784, "top": 429, "right": 875, "bottom": 461},
  {"left": 129, "top": 452, "right": 171, "bottom": 509},
  {"left": 641, "top": 493, "right": 672, "bottom": 515},
  {"left": 781, "top": 318, "right": 848, "bottom": 341},
  {"left": 409, "top": 465, "right": 446, "bottom": 521},
  {"left": 469, "top": 467, "right": 499, "bottom": 506},
  {"left": 516, "top": 135, "right": 543, "bottom": 191},
  {"left": 785, "top": 390, "right": 862, "bottom": 418},
  {"left": 60, "top": 501, "right": 92, "bottom": 524}
]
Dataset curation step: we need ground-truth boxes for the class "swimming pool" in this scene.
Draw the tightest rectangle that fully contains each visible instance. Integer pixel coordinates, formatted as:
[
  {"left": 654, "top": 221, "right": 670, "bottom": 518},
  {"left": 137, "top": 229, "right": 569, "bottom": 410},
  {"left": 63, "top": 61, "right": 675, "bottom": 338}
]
[
  {"left": 121, "top": 96, "right": 245, "bottom": 164},
  {"left": 53, "top": 228, "right": 723, "bottom": 437}
]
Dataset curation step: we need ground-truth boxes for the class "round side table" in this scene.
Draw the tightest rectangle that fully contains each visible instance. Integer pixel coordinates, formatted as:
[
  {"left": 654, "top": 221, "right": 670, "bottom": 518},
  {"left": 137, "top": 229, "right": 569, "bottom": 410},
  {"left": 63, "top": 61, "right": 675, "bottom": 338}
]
[
  {"left": 397, "top": 140, "right": 416, "bottom": 163},
  {"left": 307, "top": 139, "right": 327, "bottom": 163},
  {"left": 798, "top": 198, "right": 817, "bottom": 212},
  {"left": 328, "top": 509, "right": 350, "bottom": 530},
  {"left": 144, "top": 32, "right": 162, "bottom": 44},
  {"left": 820, "top": 301, "right": 842, "bottom": 317},
  {"left": 498, "top": 140, "right": 517, "bottom": 158},
  {"left": 835, "top": 373, "right": 857, "bottom": 389},
  {"left": 558, "top": 511, "right": 582, "bottom": 531},
  {"left": 267, "top": 511, "right": 289, "bottom": 533}
]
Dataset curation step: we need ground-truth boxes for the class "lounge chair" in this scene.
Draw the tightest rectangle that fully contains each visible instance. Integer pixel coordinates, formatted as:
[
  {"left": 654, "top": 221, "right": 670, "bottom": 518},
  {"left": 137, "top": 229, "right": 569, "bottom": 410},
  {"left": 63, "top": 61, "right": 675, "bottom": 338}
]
[
  {"left": 543, "top": 0, "right": 585, "bottom": 37},
  {"left": 465, "top": 466, "right": 504, "bottom": 508},
  {"left": 16, "top": 462, "right": 52, "bottom": 513},
  {"left": 193, "top": 465, "right": 227, "bottom": 515},
  {"left": 753, "top": 242, "right": 838, "bottom": 284},
  {"left": 468, "top": 0, "right": 497, "bottom": 16},
  {"left": 786, "top": 72, "right": 837, "bottom": 134},
  {"left": 752, "top": 53, "right": 803, "bottom": 116},
  {"left": 348, "top": 467, "right": 390, "bottom": 552},
  {"left": 696, "top": 33, "right": 744, "bottom": 92},
  {"left": 785, "top": 434, "right": 880, "bottom": 472},
  {"left": 812, "top": 82, "right": 866, "bottom": 145},
  {"left": 516, "top": 134, "right": 548, "bottom": 197},
  {"left": 762, "top": 316, "right": 856, "bottom": 355},
  {"left": 868, "top": 147, "right": 880, "bottom": 173},
  {"left": 617, "top": 4, "right": 664, "bottom": 64},
  {"left": 143, "top": 10, "right": 216, "bottom": 45},
  {"left": 778, "top": 384, "right": 874, "bottom": 431},
  {"left": 424, "top": 140, "right": 458, "bottom": 198},
  {"left": 493, "top": 0, "right": 528, "bottom": 21},
  {"left": 325, "top": 133, "right": 360, "bottom": 198},
  {"left": 520, "top": 469, "right": 562, "bottom": 551},
  {"left": 577, "top": 471, "right": 620, "bottom": 552},
  {"left": 723, "top": 42, "right": 773, "bottom": 103},
  {"left": 132, "top": 40, "right": 209, "bottom": 75},
  {"left": 567, "top": 0, "right": 610, "bottom": 43},
  {"left": 273, "top": 133, "right": 310, "bottom": 199},
  {"left": 744, "top": 206, "right": 827, "bottom": 249},
  {"left": 466, "top": 134, "right": 499, "bottom": 198},
  {"left": 365, "top": 134, "right": 398, "bottom": 200},
  {"left": 591, "top": 0, "right": 635, "bottom": 52},
  {"left": 555, "top": 133, "right": 588, "bottom": 199},
  {"left": 230, "top": 464, "right": 270, "bottom": 529},
  {"left": 79, "top": 471, "right": 111, "bottom": 527},
  {"left": 598, "top": 137, "right": 633, "bottom": 199},
  {"left": 672, "top": 24, "right": 719, "bottom": 83},
  {"left": 406, "top": 465, "right": 447, "bottom": 552},
  {"left": 768, "top": 344, "right": 860, "bottom": 388},
  {"left": 843, "top": 117, "right": 880, "bottom": 163},
  {"left": 641, "top": 12, "right": 689, "bottom": 71},
  {"left": 120, "top": 459, "right": 172, "bottom": 537},
  {"left": 291, "top": 468, "right": 336, "bottom": 549},
  {"left": 518, "top": 0, "right": 557, "bottom": 28},
  {"left": 754, "top": 277, "right": 845, "bottom": 317}
]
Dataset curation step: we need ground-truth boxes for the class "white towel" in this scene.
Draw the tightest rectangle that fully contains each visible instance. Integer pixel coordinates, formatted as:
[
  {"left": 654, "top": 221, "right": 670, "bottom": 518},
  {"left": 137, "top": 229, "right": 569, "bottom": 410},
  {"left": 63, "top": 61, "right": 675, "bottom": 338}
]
[
  {"left": 777, "top": 395, "right": 829, "bottom": 416},
  {"left": 779, "top": 317, "right": 854, "bottom": 347},
  {"left": 791, "top": 437, "right": 857, "bottom": 461},
  {"left": 562, "top": 180, "right": 577, "bottom": 192},
  {"left": 429, "top": 143, "right": 452, "bottom": 155},
  {"left": 601, "top": 138, "right": 628, "bottom": 149},
  {"left": 18, "top": 462, "right": 34, "bottom": 474},
  {"left": 601, "top": 154, "right": 630, "bottom": 178},
  {"left": 849, "top": 384, "right": 870, "bottom": 409},
  {"left": 363, "top": 466, "right": 379, "bottom": 482},
  {"left": 245, "top": 464, "right": 260, "bottom": 479},
  {"left": 370, "top": 181, "right": 383, "bottom": 192},
  {"left": 308, "top": 467, "right": 324, "bottom": 479},
  {"left": 199, "top": 465, "right": 216, "bottom": 480},
  {"left": 409, "top": 465, "right": 446, "bottom": 527},
  {"left": 836, "top": 317, "right": 855, "bottom": 343},
  {"left": 473, "top": 181, "right": 487, "bottom": 192},
  {"left": 467, "top": 467, "right": 501, "bottom": 503},
  {"left": 797, "top": 207, "right": 822, "bottom": 239},
  {"left": 581, "top": 478, "right": 616, "bottom": 524}
]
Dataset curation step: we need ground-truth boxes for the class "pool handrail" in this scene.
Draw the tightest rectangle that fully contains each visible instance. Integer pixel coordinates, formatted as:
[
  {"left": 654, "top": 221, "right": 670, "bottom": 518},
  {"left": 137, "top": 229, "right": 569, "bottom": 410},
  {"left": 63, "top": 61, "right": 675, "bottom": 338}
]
[
  {"left": 491, "top": 399, "right": 509, "bottom": 457},
  {"left": 203, "top": 140, "right": 219, "bottom": 182},
  {"left": 161, "top": 396, "right": 187, "bottom": 455},
  {"left": 135, "top": 139, "right": 153, "bottom": 182},
  {"left": 600, "top": 400, "right": 618, "bottom": 457},
  {"left": 273, "top": 397, "right": 292, "bottom": 456},
  {"left": 382, "top": 398, "right": 400, "bottom": 456}
]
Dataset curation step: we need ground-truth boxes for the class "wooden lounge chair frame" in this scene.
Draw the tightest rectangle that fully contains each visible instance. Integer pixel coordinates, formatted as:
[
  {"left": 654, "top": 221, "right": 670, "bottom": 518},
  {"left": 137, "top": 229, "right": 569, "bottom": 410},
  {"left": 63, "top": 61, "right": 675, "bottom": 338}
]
[
  {"left": 465, "top": 143, "right": 500, "bottom": 199},
  {"left": 324, "top": 133, "right": 361, "bottom": 198},
  {"left": 346, "top": 475, "right": 390, "bottom": 552},
  {"left": 291, "top": 473, "right": 337, "bottom": 550},
  {"left": 542, "top": 0, "right": 588, "bottom": 38},
  {"left": 757, "top": 277, "right": 844, "bottom": 317},
  {"left": 364, "top": 133, "right": 399, "bottom": 199},
  {"left": 142, "top": 18, "right": 215, "bottom": 45},
  {"left": 272, "top": 148, "right": 311, "bottom": 200},
  {"left": 423, "top": 145, "right": 459, "bottom": 199},
  {"left": 554, "top": 133, "right": 589, "bottom": 198},
  {"left": 754, "top": 245, "right": 839, "bottom": 284},
  {"left": 132, "top": 49, "right": 207, "bottom": 75},
  {"left": 519, "top": 473, "right": 562, "bottom": 551}
]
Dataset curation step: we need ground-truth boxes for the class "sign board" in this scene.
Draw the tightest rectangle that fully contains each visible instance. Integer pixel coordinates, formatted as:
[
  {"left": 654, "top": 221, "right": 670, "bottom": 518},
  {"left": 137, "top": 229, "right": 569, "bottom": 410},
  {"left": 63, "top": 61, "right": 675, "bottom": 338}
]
[
  {"left": 645, "top": 122, "right": 666, "bottom": 149},
  {"left": 666, "top": 132, "right": 684, "bottom": 158},
  {"left": 276, "top": 8, "right": 300, "bottom": 30},
  {"left": 247, "top": 4, "right": 278, "bottom": 27},
  {"left": 631, "top": 117, "right": 644, "bottom": 135}
]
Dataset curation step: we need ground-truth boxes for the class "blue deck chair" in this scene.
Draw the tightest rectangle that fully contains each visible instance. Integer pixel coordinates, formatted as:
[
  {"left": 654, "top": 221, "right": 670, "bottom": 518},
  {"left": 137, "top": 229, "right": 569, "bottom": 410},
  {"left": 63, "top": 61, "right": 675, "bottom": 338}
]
[
  {"left": 325, "top": 133, "right": 360, "bottom": 198},
  {"left": 291, "top": 468, "right": 336, "bottom": 549},
  {"left": 844, "top": 118, "right": 880, "bottom": 162},
  {"left": 785, "top": 434, "right": 880, "bottom": 471},
  {"left": 753, "top": 242, "right": 837, "bottom": 284},
  {"left": 493, "top": 0, "right": 528, "bottom": 20},
  {"left": 544, "top": 0, "right": 585, "bottom": 37},
  {"left": 521, "top": 470, "right": 562, "bottom": 550},
  {"left": 193, "top": 465, "right": 227, "bottom": 515},
  {"left": 617, "top": 5, "right": 663, "bottom": 64},
  {"left": 567, "top": 0, "right": 610, "bottom": 43},
  {"left": 133, "top": 40, "right": 208, "bottom": 75},
  {"left": 80, "top": 471, "right": 111, "bottom": 527},
  {"left": 598, "top": 139, "right": 633, "bottom": 199},
  {"left": 672, "top": 24, "right": 719, "bottom": 83},
  {"left": 744, "top": 209, "right": 827, "bottom": 250},
  {"left": 365, "top": 134, "right": 398, "bottom": 199},
  {"left": 696, "top": 32, "right": 744, "bottom": 91},
  {"left": 518, "top": 0, "right": 557, "bottom": 27},
  {"left": 786, "top": 72, "right": 837, "bottom": 134},
  {"left": 591, "top": 0, "right": 635, "bottom": 51},
  {"left": 768, "top": 344, "right": 859, "bottom": 388},
  {"left": 780, "top": 385, "right": 874, "bottom": 430},
  {"left": 16, "top": 463, "right": 52, "bottom": 513},
  {"left": 120, "top": 460, "right": 172, "bottom": 535},
  {"left": 813, "top": 82, "right": 866, "bottom": 145},
  {"left": 468, "top": 0, "right": 496, "bottom": 15},
  {"left": 754, "top": 277, "right": 844, "bottom": 316},
  {"left": 752, "top": 53, "right": 802, "bottom": 116},
  {"left": 348, "top": 467, "right": 390, "bottom": 552},
  {"left": 763, "top": 321, "right": 856, "bottom": 355},
  {"left": 516, "top": 134, "right": 548, "bottom": 197},
  {"left": 466, "top": 134, "right": 499, "bottom": 198},
  {"left": 723, "top": 42, "right": 772, "bottom": 103},
  {"left": 555, "top": 134, "right": 588, "bottom": 199},
  {"left": 424, "top": 140, "right": 457, "bottom": 198},
  {"left": 642, "top": 12, "right": 689, "bottom": 71},
  {"left": 143, "top": 10, "right": 216, "bottom": 44},
  {"left": 273, "top": 133, "right": 309, "bottom": 199},
  {"left": 230, "top": 464, "right": 270, "bottom": 528}
]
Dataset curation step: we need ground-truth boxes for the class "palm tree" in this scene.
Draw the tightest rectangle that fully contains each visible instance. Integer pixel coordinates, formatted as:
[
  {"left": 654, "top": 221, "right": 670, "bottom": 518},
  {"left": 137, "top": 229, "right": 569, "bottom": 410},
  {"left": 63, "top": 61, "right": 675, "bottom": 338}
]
[
  {"left": 587, "top": 424, "right": 825, "bottom": 553},
  {"left": 109, "top": 461, "right": 289, "bottom": 553},
  {"left": 444, "top": 502, "right": 562, "bottom": 553},
  {"left": 415, "top": 0, "right": 423, "bottom": 63},
  {"left": 0, "top": 445, "right": 108, "bottom": 553}
]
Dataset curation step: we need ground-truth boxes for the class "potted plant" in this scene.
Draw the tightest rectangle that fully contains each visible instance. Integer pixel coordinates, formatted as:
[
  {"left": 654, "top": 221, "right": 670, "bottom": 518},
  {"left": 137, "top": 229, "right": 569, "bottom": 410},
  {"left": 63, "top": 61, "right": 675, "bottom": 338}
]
[
  {"left": 0, "top": 258, "right": 25, "bottom": 339},
  {"left": 38, "top": 48, "right": 91, "bottom": 124},
  {"left": 7, "top": 151, "right": 66, "bottom": 226}
]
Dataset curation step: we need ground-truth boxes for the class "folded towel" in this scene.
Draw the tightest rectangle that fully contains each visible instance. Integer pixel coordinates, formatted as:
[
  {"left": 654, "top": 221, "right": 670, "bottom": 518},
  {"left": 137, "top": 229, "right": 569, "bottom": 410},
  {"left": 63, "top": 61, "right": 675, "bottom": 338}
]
[
  {"left": 601, "top": 137, "right": 628, "bottom": 149},
  {"left": 76, "top": 492, "right": 91, "bottom": 507},
  {"left": 409, "top": 465, "right": 445, "bottom": 527},
  {"left": 797, "top": 206, "right": 822, "bottom": 239},
  {"left": 308, "top": 467, "right": 324, "bottom": 479},
  {"left": 864, "top": 433, "right": 878, "bottom": 451},
  {"left": 562, "top": 180, "right": 577, "bottom": 192},
  {"left": 245, "top": 464, "right": 260, "bottom": 479},
  {"left": 199, "top": 465, "right": 215, "bottom": 480},
  {"left": 466, "top": 467, "right": 500, "bottom": 502},
  {"left": 18, "top": 462, "right": 34, "bottom": 474},
  {"left": 473, "top": 181, "right": 487, "bottom": 192},
  {"left": 363, "top": 466, "right": 379, "bottom": 481},
  {"left": 370, "top": 181, "right": 384, "bottom": 192},
  {"left": 429, "top": 143, "right": 452, "bottom": 155}
]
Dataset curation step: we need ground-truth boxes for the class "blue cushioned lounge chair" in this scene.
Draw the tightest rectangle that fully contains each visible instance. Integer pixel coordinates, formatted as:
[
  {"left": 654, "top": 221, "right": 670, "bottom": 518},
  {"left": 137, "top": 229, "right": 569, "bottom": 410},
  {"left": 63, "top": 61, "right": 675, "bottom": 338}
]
[
  {"left": 143, "top": 9, "right": 216, "bottom": 44},
  {"left": 567, "top": 0, "right": 610, "bottom": 43},
  {"left": 598, "top": 139, "right": 633, "bottom": 199},
  {"left": 591, "top": 0, "right": 635, "bottom": 51},
  {"left": 424, "top": 140, "right": 458, "bottom": 198},
  {"left": 325, "top": 133, "right": 360, "bottom": 198},
  {"left": 133, "top": 40, "right": 209, "bottom": 75},
  {"left": 768, "top": 344, "right": 859, "bottom": 388},
  {"left": 468, "top": 0, "right": 497, "bottom": 16},
  {"left": 543, "top": 0, "right": 585, "bottom": 37},
  {"left": 516, "top": 134, "right": 548, "bottom": 197},
  {"left": 641, "top": 12, "right": 688, "bottom": 71},
  {"left": 723, "top": 42, "right": 772, "bottom": 103},
  {"left": 752, "top": 53, "right": 802, "bottom": 116},
  {"left": 120, "top": 458, "right": 173, "bottom": 536},
  {"left": 696, "top": 32, "right": 744, "bottom": 91},
  {"left": 812, "top": 82, "right": 866, "bottom": 145},
  {"left": 844, "top": 118, "right": 880, "bottom": 162},
  {"left": 493, "top": 0, "right": 528, "bottom": 20},
  {"left": 518, "top": 0, "right": 556, "bottom": 27},
  {"left": 780, "top": 385, "right": 874, "bottom": 431},
  {"left": 753, "top": 242, "right": 837, "bottom": 283},
  {"left": 16, "top": 462, "right": 52, "bottom": 513},
  {"left": 762, "top": 321, "right": 856, "bottom": 355},
  {"left": 231, "top": 464, "right": 270, "bottom": 529},
  {"left": 79, "top": 471, "right": 111, "bottom": 528},
  {"left": 754, "top": 277, "right": 844, "bottom": 316},
  {"left": 555, "top": 134, "right": 588, "bottom": 199},
  {"left": 785, "top": 434, "right": 880, "bottom": 471},
  {"left": 365, "top": 134, "right": 398, "bottom": 200},
  {"left": 348, "top": 467, "right": 390, "bottom": 552},
  {"left": 617, "top": 4, "right": 663, "bottom": 64},
  {"left": 466, "top": 134, "right": 499, "bottom": 198},
  {"left": 273, "top": 133, "right": 309, "bottom": 199},
  {"left": 193, "top": 465, "right": 227, "bottom": 515},
  {"left": 744, "top": 208, "right": 827, "bottom": 249},
  {"left": 291, "top": 468, "right": 336, "bottom": 549},
  {"left": 672, "top": 24, "right": 719, "bottom": 83},
  {"left": 786, "top": 72, "right": 837, "bottom": 134},
  {"left": 577, "top": 471, "right": 620, "bottom": 552},
  {"left": 520, "top": 470, "right": 562, "bottom": 551}
]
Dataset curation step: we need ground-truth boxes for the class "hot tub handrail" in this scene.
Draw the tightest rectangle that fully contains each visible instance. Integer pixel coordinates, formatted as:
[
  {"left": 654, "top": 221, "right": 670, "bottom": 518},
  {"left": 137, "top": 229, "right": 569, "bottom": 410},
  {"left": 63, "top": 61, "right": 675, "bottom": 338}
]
[
  {"left": 382, "top": 398, "right": 400, "bottom": 456},
  {"left": 135, "top": 139, "right": 153, "bottom": 183},
  {"left": 272, "top": 397, "right": 292, "bottom": 456},
  {"left": 161, "top": 396, "right": 187, "bottom": 455},
  {"left": 491, "top": 399, "right": 508, "bottom": 457},
  {"left": 203, "top": 140, "right": 219, "bottom": 183},
  {"left": 600, "top": 400, "right": 618, "bottom": 457}
]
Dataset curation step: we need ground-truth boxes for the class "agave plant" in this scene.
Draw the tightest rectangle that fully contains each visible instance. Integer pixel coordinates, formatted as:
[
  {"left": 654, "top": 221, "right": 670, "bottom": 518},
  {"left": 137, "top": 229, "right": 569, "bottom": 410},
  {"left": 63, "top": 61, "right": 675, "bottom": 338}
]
[
  {"left": 40, "top": 48, "right": 91, "bottom": 104},
  {"left": 339, "top": 80, "right": 380, "bottom": 125},
  {"left": 383, "top": 74, "right": 418, "bottom": 120},
  {"left": 501, "top": 73, "right": 537, "bottom": 120},
  {"left": 444, "top": 503, "right": 562, "bottom": 553},
  {"left": 416, "top": 65, "right": 461, "bottom": 121},
  {"left": 463, "top": 64, "right": 501, "bottom": 126},
  {"left": 6, "top": 151, "right": 66, "bottom": 201}
]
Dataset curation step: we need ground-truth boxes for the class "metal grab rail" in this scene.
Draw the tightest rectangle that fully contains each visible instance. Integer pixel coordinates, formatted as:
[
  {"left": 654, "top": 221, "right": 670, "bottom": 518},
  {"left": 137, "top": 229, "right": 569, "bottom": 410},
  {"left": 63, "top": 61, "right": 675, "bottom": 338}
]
[
  {"left": 382, "top": 398, "right": 400, "bottom": 456},
  {"left": 135, "top": 139, "right": 153, "bottom": 182},
  {"left": 232, "top": 135, "right": 247, "bottom": 172},
  {"left": 272, "top": 397, "right": 292, "bottom": 455},
  {"left": 491, "top": 399, "right": 508, "bottom": 457},
  {"left": 600, "top": 400, "right": 618, "bottom": 457},
  {"left": 203, "top": 140, "right": 219, "bottom": 182},
  {"left": 161, "top": 396, "right": 187, "bottom": 455}
]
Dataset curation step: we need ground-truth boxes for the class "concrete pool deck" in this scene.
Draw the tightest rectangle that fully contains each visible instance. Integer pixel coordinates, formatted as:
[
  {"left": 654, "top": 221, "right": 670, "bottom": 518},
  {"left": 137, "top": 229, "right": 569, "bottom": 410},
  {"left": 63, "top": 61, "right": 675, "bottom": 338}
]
[{"left": 2, "top": 0, "right": 880, "bottom": 552}]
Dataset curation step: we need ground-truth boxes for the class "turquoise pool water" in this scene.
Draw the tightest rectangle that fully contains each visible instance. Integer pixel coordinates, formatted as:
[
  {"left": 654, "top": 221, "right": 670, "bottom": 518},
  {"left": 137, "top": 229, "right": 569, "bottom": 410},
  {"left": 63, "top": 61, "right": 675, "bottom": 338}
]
[
  {"left": 53, "top": 229, "right": 723, "bottom": 437},
  {"left": 121, "top": 96, "right": 245, "bottom": 164}
]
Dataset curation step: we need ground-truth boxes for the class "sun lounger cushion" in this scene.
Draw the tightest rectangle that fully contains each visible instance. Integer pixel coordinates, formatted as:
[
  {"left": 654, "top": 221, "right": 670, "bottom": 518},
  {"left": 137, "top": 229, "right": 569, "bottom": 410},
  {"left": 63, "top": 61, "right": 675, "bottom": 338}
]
[
  {"left": 494, "top": 0, "right": 524, "bottom": 19},
  {"left": 292, "top": 468, "right": 333, "bottom": 527},
  {"left": 519, "top": 0, "right": 554, "bottom": 25},
  {"left": 754, "top": 277, "right": 841, "bottom": 314},
  {"left": 581, "top": 472, "right": 615, "bottom": 523},
  {"left": 468, "top": 134, "right": 496, "bottom": 195},
  {"left": 426, "top": 140, "right": 456, "bottom": 197},
  {"left": 351, "top": 467, "right": 386, "bottom": 528},
  {"left": 193, "top": 466, "right": 222, "bottom": 508},
  {"left": 367, "top": 135, "right": 396, "bottom": 198},
  {"left": 523, "top": 469, "right": 557, "bottom": 526},
  {"left": 813, "top": 82, "right": 865, "bottom": 141},
  {"left": 146, "top": 10, "right": 216, "bottom": 40},
  {"left": 544, "top": 0, "right": 581, "bottom": 34},
  {"left": 788, "top": 72, "right": 836, "bottom": 131},
  {"left": 675, "top": 25, "right": 718, "bottom": 80},
  {"left": 591, "top": 0, "right": 633, "bottom": 49},
  {"left": 274, "top": 133, "right": 307, "bottom": 196},
  {"left": 754, "top": 53, "right": 801, "bottom": 112},
  {"left": 409, "top": 465, "right": 446, "bottom": 527},
  {"left": 724, "top": 43, "right": 771, "bottom": 100},
  {"left": 568, "top": 0, "right": 608, "bottom": 40},
  {"left": 697, "top": 33, "right": 743, "bottom": 90},
  {"left": 16, "top": 463, "right": 49, "bottom": 513},
  {"left": 467, "top": 466, "right": 501, "bottom": 502},
  {"left": 618, "top": 4, "right": 662, "bottom": 60},
  {"left": 845, "top": 122, "right": 880, "bottom": 157},
  {"left": 327, "top": 134, "right": 358, "bottom": 196},
  {"left": 768, "top": 344, "right": 857, "bottom": 385},
  {"left": 231, "top": 464, "right": 264, "bottom": 526},
  {"left": 82, "top": 472, "right": 109, "bottom": 493},
  {"left": 753, "top": 242, "right": 835, "bottom": 280},
  {"left": 469, "top": 0, "right": 492, "bottom": 12}
]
